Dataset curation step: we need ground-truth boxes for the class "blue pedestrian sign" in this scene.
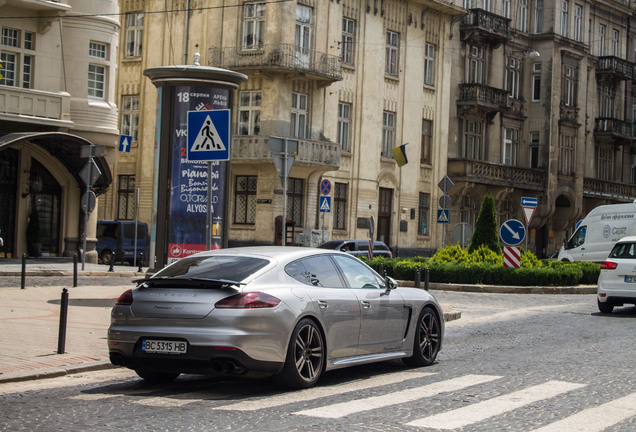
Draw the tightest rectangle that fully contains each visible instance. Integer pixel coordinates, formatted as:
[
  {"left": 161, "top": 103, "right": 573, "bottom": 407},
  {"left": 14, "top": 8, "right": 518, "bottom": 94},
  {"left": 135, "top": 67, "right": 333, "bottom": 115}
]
[
  {"left": 319, "top": 196, "right": 331, "bottom": 213},
  {"left": 187, "top": 109, "right": 230, "bottom": 161},
  {"left": 437, "top": 209, "right": 450, "bottom": 224},
  {"left": 521, "top": 196, "right": 538, "bottom": 208},
  {"left": 500, "top": 219, "right": 526, "bottom": 246},
  {"left": 119, "top": 135, "right": 132, "bottom": 153}
]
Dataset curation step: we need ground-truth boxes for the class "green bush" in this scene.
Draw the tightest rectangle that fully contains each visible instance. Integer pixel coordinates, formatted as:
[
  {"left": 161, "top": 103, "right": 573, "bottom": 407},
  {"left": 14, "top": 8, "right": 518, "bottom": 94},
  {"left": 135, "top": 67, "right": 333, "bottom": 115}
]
[
  {"left": 573, "top": 262, "right": 601, "bottom": 284},
  {"left": 430, "top": 244, "right": 467, "bottom": 263}
]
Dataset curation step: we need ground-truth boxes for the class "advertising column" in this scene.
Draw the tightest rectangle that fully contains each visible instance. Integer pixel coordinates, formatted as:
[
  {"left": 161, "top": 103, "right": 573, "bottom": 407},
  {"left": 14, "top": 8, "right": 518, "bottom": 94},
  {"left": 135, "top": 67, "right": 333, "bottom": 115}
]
[{"left": 144, "top": 66, "right": 247, "bottom": 269}]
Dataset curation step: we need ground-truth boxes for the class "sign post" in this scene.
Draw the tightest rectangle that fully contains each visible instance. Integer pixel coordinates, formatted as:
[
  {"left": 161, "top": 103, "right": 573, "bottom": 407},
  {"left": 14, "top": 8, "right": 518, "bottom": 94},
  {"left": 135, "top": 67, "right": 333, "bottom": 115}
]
[
  {"left": 437, "top": 175, "right": 454, "bottom": 248},
  {"left": 521, "top": 197, "right": 538, "bottom": 252},
  {"left": 79, "top": 145, "right": 104, "bottom": 270},
  {"left": 319, "top": 179, "right": 331, "bottom": 244},
  {"left": 270, "top": 136, "right": 298, "bottom": 246}
]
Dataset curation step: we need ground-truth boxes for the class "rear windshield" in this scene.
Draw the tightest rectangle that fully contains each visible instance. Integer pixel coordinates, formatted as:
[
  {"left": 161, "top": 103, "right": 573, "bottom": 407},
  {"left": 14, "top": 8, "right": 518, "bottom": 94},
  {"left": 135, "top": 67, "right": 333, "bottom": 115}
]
[
  {"left": 609, "top": 242, "right": 636, "bottom": 259},
  {"left": 153, "top": 255, "right": 270, "bottom": 281},
  {"left": 374, "top": 243, "right": 389, "bottom": 251}
]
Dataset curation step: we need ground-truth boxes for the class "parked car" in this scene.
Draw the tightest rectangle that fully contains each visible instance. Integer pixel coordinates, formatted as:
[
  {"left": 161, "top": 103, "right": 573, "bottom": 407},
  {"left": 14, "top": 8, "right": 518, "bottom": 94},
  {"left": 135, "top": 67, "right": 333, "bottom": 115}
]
[
  {"left": 96, "top": 220, "right": 148, "bottom": 265},
  {"left": 597, "top": 236, "right": 636, "bottom": 313},
  {"left": 107, "top": 246, "right": 443, "bottom": 388},
  {"left": 318, "top": 239, "right": 392, "bottom": 258}
]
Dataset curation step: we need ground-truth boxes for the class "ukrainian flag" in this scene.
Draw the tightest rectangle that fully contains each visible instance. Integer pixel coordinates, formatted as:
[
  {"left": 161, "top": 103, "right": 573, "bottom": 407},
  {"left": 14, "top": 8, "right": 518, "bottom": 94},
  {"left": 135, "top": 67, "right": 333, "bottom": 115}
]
[{"left": 391, "top": 144, "right": 408, "bottom": 167}]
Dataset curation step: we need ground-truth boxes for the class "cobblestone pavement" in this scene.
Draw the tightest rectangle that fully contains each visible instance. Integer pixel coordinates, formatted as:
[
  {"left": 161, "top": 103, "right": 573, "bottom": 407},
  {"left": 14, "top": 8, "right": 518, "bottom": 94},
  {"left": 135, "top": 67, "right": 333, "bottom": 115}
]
[{"left": 1, "top": 291, "right": 635, "bottom": 431}]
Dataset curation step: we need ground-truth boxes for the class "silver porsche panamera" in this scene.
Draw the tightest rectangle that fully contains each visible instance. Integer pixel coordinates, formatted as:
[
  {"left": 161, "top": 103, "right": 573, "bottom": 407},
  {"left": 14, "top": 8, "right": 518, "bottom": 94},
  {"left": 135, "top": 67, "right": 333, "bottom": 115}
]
[{"left": 107, "top": 246, "right": 444, "bottom": 388}]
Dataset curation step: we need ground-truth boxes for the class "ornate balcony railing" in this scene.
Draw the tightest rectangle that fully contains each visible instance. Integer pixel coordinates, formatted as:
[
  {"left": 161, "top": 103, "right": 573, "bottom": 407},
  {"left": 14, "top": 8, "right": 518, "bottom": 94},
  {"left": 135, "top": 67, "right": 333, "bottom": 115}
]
[
  {"left": 232, "top": 135, "right": 340, "bottom": 169},
  {"left": 0, "top": 86, "right": 72, "bottom": 126},
  {"left": 457, "top": 83, "right": 508, "bottom": 116},
  {"left": 209, "top": 44, "right": 343, "bottom": 82},
  {"left": 460, "top": 8, "right": 511, "bottom": 45},
  {"left": 448, "top": 158, "right": 545, "bottom": 190},
  {"left": 584, "top": 178, "right": 636, "bottom": 201},
  {"left": 596, "top": 56, "right": 636, "bottom": 81},
  {"left": 594, "top": 117, "right": 633, "bottom": 143}
]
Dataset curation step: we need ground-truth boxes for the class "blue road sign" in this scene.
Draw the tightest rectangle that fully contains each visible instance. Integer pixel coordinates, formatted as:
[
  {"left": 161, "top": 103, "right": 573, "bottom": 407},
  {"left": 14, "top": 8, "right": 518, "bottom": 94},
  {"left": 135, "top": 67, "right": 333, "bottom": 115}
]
[
  {"left": 437, "top": 209, "right": 450, "bottom": 224},
  {"left": 187, "top": 109, "right": 230, "bottom": 161},
  {"left": 319, "top": 196, "right": 331, "bottom": 213},
  {"left": 500, "top": 219, "right": 526, "bottom": 246},
  {"left": 119, "top": 135, "right": 132, "bottom": 153},
  {"left": 521, "top": 196, "right": 538, "bottom": 208},
  {"left": 320, "top": 179, "right": 331, "bottom": 195}
]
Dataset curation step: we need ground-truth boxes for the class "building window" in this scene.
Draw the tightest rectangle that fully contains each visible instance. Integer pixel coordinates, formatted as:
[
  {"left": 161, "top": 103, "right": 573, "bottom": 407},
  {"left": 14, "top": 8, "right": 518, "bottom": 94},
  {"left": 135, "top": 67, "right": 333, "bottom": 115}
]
[
  {"left": 125, "top": 12, "right": 144, "bottom": 57},
  {"left": 117, "top": 175, "right": 136, "bottom": 220},
  {"left": 599, "top": 24, "right": 606, "bottom": 56},
  {"left": 382, "top": 111, "right": 396, "bottom": 157},
  {"left": 1, "top": 28, "right": 35, "bottom": 88},
  {"left": 294, "top": 5, "right": 312, "bottom": 68},
  {"left": 121, "top": 95, "right": 139, "bottom": 142},
  {"left": 418, "top": 193, "right": 429, "bottom": 235},
  {"left": 89, "top": 42, "right": 107, "bottom": 59},
  {"left": 612, "top": 29, "right": 620, "bottom": 56},
  {"left": 530, "top": 131, "right": 540, "bottom": 168},
  {"left": 468, "top": 46, "right": 485, "bottom": 84},
  {"left": 534, "top": 0, "right": 543, "bottom": 33},
  {"left": 532, "top": 63, "right": 541, "bottom": 101},
  {"left": 461, "top": 195, "right": 476, "bottom": 227},
  {"left": 482, "top": 0, "right": 490, "bottom": 11},
  {"left": 88, "top": 64, "right": 106, "bottom": 98},
  {"left": 505, "top": 56, "right": 521, "bottom": 99},
  {"left": 385, "top": 30, "right": 399, "bottom": 76},
  {"left": 559, "top": 134, "right": 575, "bottom": 176},
  {"left": 291, "top": 92, "right": 307, "bottom": 139},
  {"left": 503, "top": 128, "right": 518, "bottom": 165},
  {"left": 464, "top": 120, "right": 482, "bottom": 160},
  {"left": 600, "top": 85, "right": 613, "bottom": 117},
  {"left": 287, "top": 178, "right": 304, "bottom": 225},
  {"left": 234, "top": 175, "right": 257, "bottom": 224},
  {"left": 342, "top": 18, "right": 355, "bottom": 66},
  {"left": 334, "top": 183, "right": 347, "bottom": 230},
  {"left": 238, "top": 90, "right": 261, "bottom": 135},
  {"left": 337, "top": 102, "right": 351, "bottom": 152},
  {"left": 596, "top": 147, "right": 614, "bottom": 181},
  {"left": 502, "top": 0, "right": 511, "bottom": 19},
  {"left": 519, "top": 0, "right": 528, "bottom": 32},
  {"left": 573, "top": 5, "right": 582, "bottom": 42},
  {"left": 242, "top": 2, "right": 265, "bottom": 50},
  {"left": 562, "top": 64, "right": 576, "bottom": 107},
  {"left": 424, "top": 43, "right": 435, "bottom": 86},
  {"left": 421, "top": 119, "right": 432, "bottom": 164},
  {"left": 560, "top": 1, "right": 568, "bottom": 38}
]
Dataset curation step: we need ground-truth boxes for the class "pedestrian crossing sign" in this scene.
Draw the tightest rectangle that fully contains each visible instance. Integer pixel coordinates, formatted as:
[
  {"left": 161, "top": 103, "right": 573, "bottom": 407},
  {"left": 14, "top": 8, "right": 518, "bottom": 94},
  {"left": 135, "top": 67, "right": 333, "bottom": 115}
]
[
  {"left": 187, "top": 109, "right": 230, "bottom": 161},
  {"left": 319, "top": 196, "right": 331, "bottom": 213},
  {"left": 437, "top": 209, "right": 450, "bottom": 224}
]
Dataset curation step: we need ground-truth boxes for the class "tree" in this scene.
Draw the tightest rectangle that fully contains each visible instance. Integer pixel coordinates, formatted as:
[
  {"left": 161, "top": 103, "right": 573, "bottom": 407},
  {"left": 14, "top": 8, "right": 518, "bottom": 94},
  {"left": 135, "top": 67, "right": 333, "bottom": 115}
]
[{"left": 468, "top": 194, "right": 501, "bottom": 254}]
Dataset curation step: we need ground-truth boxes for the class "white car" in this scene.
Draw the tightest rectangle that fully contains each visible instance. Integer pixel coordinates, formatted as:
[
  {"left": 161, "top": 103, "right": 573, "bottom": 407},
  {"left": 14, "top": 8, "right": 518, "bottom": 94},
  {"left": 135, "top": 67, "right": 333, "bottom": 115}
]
[{"left": 597, "top": 236, "right": 636, "bottom": 313}]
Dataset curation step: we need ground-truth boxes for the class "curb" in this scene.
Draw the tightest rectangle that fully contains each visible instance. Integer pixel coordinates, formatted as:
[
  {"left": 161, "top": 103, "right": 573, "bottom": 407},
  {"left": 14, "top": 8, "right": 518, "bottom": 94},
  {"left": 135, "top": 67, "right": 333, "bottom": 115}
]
[
  {"left": 0, "top": 360, "right": 115, "bottom": 384},
  {"left": 399, "top": 280, "right": 597, "bottom": 295}
]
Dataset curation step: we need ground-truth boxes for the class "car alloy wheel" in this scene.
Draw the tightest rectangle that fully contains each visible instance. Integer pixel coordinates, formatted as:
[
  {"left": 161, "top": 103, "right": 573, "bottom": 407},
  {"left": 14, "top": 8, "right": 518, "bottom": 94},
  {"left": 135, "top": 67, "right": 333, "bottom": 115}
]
[
  {"left": 275, "top": 318, "right": 324, "bottom": 388},
  {"left": 404, "top": 306, "right": 440, "bottom": 367}
]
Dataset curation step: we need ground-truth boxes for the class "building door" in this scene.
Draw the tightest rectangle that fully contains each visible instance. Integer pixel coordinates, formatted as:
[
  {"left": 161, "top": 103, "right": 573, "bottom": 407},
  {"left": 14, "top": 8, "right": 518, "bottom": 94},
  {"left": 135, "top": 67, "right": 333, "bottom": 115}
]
[
  {"left": 294, "top": 5, "right": 312, "bottom": 67},
  {"left": 377, "top": 187, "right": 393, "bottom": 245},
  {"left": 0, "top": 148, "right": 18, "bottom": 257},
  {"left": 30, "top": 159, "right": 62, "bottom": 256}
]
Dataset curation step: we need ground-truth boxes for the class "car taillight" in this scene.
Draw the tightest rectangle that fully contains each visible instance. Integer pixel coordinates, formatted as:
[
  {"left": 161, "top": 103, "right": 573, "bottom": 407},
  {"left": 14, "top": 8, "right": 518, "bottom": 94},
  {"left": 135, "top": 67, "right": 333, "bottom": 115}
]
[
  {"left": 215, "top": 292, "right": 281, "bottom": 309},
  {"left": 115, "top": 289, "right": 133, "bottom": 305},
  {"left": 601, "top": 261, "right": 618, "bottom": 270}
]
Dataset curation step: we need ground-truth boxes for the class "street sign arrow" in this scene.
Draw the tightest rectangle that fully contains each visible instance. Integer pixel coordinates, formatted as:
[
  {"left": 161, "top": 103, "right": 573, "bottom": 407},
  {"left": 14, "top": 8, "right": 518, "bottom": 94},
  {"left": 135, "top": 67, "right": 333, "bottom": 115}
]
[
  {"left": 521, "top": 196, "right": 538, "bottom": 208},
  {"left": 499, "top": 219, "right": 525, "bottom": 246}
]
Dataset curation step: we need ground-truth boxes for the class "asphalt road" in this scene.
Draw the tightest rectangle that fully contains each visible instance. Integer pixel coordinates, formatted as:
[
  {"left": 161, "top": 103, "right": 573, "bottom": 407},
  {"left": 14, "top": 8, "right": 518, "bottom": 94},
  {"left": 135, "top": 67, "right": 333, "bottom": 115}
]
[{"left": 2, "top": 290, "right": 635, "bottom": 432}]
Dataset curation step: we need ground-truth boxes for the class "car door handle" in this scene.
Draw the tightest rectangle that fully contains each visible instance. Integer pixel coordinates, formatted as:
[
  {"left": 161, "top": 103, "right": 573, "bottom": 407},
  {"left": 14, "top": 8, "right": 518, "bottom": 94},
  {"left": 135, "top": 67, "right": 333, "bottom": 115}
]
[
  {"left": 360, "top": 301, "right": 371, "bottom": 309},
  {"left": 317, "top": 300, "right": 328, "bottom": 309}
]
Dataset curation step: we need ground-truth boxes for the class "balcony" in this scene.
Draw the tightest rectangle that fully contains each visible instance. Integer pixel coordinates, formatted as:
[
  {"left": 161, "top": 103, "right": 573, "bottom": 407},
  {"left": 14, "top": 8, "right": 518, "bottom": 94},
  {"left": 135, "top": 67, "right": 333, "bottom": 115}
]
[
  {"left": 410, "top": 0, "right": 466, "bottom": 15},
  {"left": 596, "top": 56, "right": 636, "bottom": 82},
  {"left": 457, "top": 83, "right": 509, "bottom": 119},
  {"left": 209, "top": 44, "right": 342, "bottom": 84},
  {"left": 594, "top": 117, "right": 633, "bottom": 144},
  {"left": 584, "top": 178, "right": 636, "bottom": 201},
  {"left": 448, "top": 159, "right": 545, "bottom": 191},
  {"left": 460, "top": 9, "right": 511, "bottom": 48},
  {"left": 232, "top": 135, "right": 340, "bottom": 170},
  {"left": 0, "top": 86, "right": 73, "bottom": 127}
]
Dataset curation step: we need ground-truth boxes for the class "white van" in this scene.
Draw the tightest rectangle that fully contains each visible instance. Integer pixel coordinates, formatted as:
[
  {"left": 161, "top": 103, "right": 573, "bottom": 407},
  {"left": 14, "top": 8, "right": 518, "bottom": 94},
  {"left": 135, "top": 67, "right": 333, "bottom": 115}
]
[{"left": 558, "top": 202, "right": 636, "bottom": 262}]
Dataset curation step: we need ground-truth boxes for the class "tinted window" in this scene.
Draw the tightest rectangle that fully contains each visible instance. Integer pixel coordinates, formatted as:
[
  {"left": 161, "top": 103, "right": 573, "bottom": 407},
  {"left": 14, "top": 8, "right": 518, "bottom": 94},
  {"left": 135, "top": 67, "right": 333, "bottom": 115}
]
[
  {"left": 332, "top": 255, "right": 383, "bottom": 289},
  {"left": 374, "top": 242, "right": 389, "bottom": 251},
  {"left": 609, "top": 242, "right": 636, "bottom": 259},
  {"left": 154, "top": 255, "right": 269, "bottom": 281},
  {"left": 317, "top": 241, "right": 344, "bottom": 250},
  {"left": 123, "top": 223, "right": 147, "bottom": 238},
  {"left": 286, "top": 255, "right": 344, "bottom": 287},
  {"left": 97, "top": 223, "right": 117, "bottom": 239}
]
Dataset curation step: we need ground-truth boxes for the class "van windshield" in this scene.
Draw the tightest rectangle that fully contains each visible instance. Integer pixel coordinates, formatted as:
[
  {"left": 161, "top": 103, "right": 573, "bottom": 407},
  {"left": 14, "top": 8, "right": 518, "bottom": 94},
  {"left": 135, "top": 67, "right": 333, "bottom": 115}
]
[{"left": 568, "top": 226, "right": 586, "bottom": 248}]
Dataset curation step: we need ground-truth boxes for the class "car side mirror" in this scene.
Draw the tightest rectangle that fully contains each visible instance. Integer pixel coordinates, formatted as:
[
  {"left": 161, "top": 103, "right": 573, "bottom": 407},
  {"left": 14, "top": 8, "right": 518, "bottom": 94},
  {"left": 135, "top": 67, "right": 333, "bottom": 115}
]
[{"left": 384, "top": 276, "right": 398, "bottom": 292}]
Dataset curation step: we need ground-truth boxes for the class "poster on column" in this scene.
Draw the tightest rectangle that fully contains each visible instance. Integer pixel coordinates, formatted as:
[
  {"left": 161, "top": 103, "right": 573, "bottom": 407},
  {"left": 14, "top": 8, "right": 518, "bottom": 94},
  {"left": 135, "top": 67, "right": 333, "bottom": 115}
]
[{"left": 167, "top": 85, "right": 229, "bottom": 263}]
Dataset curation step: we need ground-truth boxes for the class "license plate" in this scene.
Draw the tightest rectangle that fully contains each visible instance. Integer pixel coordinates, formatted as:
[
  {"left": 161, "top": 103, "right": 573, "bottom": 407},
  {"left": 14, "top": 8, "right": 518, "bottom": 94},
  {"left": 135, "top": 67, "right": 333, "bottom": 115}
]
[
  {"left": 624, "top": 276, "right": 636, "bottom": 283},
  {"left": 141, "top": 339, "right": 187, "bottom": 354}
]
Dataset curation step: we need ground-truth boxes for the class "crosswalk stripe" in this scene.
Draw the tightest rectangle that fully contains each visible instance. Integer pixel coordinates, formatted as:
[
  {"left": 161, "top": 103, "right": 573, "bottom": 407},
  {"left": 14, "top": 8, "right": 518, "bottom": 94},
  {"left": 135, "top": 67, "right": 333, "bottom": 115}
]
[
  {"left": 529, "top": 392, "right": 636, "bottom": 432},
  {"left": 69, "top": 394, "right": 121, "bottom": 401},
  {"left": 294, "top": 374, "right": 501, "bottom": 419},
  {"left": 406, "top": 380, "right": 586, "bottom": 429},
  {"left": 215, "top": 371, "right": 435, "bottom": 411},
  {"left": 134, "top": 394, "right": 201, "bottom": 407}
]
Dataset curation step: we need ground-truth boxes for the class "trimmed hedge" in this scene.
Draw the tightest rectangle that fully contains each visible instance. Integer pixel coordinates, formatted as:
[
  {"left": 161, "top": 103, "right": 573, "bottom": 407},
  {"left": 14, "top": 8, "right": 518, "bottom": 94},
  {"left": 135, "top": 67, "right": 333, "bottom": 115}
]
[{"left": 362, "top": 254, "right": 599, "bottom": 287}]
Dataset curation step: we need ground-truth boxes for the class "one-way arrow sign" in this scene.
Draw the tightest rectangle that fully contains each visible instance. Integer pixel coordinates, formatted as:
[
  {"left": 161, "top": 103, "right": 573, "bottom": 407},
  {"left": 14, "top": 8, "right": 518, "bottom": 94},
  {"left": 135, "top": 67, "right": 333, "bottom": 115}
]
[{"left": 499, "top": 219, "right": 525, "bottom": 246}]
